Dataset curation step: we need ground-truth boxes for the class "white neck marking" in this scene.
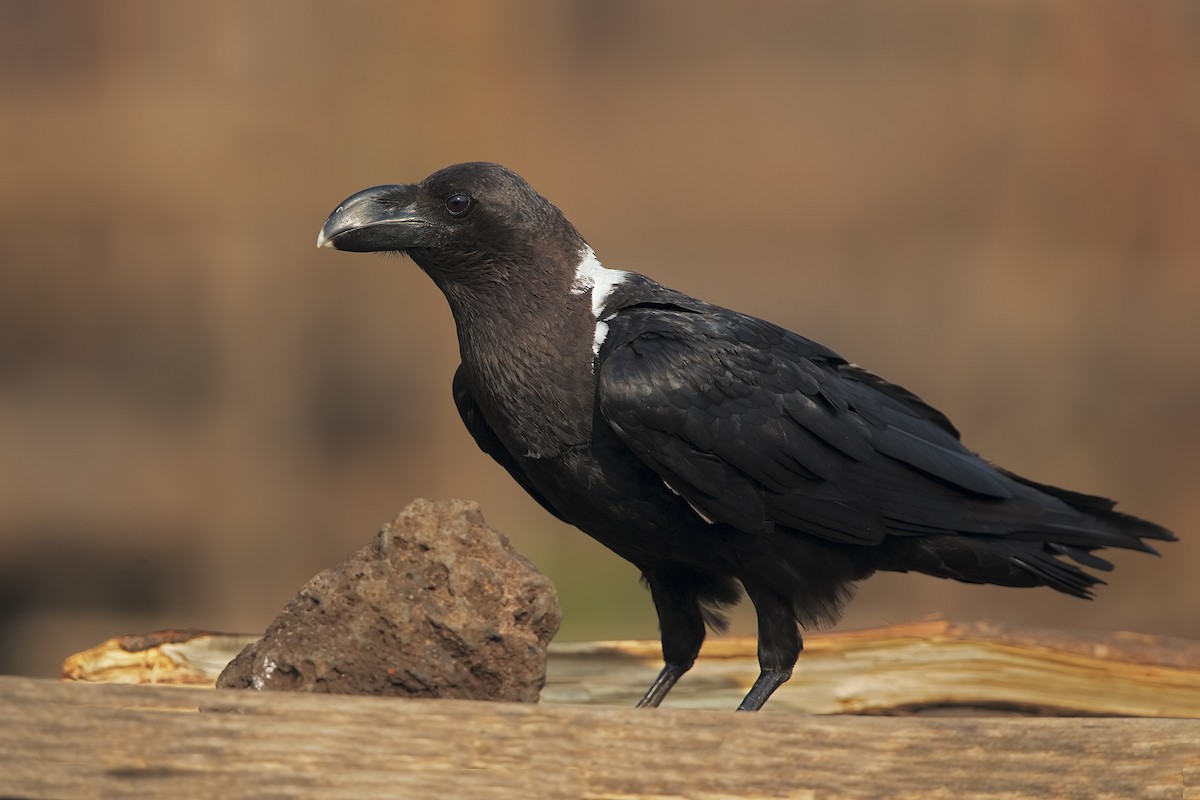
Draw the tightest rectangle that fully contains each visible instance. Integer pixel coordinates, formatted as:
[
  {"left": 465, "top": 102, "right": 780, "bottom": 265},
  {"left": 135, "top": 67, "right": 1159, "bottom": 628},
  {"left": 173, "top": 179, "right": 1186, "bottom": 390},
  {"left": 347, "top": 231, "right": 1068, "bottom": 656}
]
[{"left": 570, "top": 246, "right": 628, "bottom": 357}]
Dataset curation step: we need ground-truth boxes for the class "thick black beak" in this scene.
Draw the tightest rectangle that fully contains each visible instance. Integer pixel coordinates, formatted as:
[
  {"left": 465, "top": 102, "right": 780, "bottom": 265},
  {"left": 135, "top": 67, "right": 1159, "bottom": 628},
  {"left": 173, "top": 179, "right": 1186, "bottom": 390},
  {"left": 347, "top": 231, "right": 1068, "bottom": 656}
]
[{"left": 317, "top": 184, "right": 425, "bottom": 252}]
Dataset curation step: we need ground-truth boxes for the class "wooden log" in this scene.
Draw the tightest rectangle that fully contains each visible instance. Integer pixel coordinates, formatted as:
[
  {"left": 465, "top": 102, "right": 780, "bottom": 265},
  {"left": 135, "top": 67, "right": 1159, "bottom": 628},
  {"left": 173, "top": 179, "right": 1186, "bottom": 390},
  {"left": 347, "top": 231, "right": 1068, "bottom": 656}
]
[
  {"left": 546, "top": 617, "right": 1200, "bottom": 716},
  {"left": 61, "top": 617, "right": 1200, "bottom": 717},
  {"left": 1, "top": 674, "right": 1197, "bottom": 800},
  {"left": 61, "top": 628, "right": 251, "bottom": 686}
]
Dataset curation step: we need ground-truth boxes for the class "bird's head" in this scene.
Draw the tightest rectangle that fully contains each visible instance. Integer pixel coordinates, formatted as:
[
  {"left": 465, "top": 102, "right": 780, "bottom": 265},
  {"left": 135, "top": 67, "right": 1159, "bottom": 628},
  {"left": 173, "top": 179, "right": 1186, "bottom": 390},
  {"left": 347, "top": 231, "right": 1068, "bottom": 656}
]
[{"left": 318, "top": 162, "right": 586, "bottom": 298}]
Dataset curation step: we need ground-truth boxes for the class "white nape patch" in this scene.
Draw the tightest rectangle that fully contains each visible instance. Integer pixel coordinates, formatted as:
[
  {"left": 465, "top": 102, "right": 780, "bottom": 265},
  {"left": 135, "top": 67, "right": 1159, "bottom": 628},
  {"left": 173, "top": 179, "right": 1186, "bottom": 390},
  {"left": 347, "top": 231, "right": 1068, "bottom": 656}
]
[
  {"left": 570, "top": 246, "right": 628, "bottom": 357},
  {"left": 592, "top": 319, "right": 610, "bottom": 358}
]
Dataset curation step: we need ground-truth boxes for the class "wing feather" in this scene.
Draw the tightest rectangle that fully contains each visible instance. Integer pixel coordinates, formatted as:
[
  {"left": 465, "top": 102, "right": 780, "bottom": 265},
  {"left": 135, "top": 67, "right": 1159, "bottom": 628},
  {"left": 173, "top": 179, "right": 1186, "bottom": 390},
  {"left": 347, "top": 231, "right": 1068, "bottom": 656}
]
[{"left": 597, "top": 309, "right": 1018, "bottom": 546}]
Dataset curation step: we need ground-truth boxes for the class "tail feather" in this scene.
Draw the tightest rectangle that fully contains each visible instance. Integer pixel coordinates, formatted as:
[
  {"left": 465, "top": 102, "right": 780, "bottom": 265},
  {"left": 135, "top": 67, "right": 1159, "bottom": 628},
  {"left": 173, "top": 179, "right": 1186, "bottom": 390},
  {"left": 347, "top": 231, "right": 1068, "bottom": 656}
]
[
  {"left": 1046, "top": 542, "right": 1114, "bottom": 572},
  {"left": 1008, "top": 544, "right": 1106, "bottom": 599},
  {"left": 1002, "top": 469, "right": 1176, "bottom": 550},
  {"left": 887, "top": 483, "right": 1174, "bottom": 599}
]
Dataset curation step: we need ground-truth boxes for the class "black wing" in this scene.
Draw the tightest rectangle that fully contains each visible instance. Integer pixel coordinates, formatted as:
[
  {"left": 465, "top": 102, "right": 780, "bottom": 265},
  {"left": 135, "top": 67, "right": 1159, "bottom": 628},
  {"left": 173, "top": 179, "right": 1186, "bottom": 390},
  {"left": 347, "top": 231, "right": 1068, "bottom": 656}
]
[
  {"left": 595, "top": 306, "right": 1117, "bottom": 547},
  {"left": 452, "top": 365, "right": 568, "bottom": 523}
]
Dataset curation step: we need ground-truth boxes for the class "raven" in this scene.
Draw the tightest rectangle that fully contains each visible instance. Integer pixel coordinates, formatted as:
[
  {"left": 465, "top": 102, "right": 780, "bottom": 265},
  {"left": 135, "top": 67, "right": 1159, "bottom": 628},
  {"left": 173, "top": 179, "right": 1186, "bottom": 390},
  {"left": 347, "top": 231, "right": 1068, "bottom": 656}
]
[{"left": 318, "top": 162, "right": 1174, "bottom": 711}]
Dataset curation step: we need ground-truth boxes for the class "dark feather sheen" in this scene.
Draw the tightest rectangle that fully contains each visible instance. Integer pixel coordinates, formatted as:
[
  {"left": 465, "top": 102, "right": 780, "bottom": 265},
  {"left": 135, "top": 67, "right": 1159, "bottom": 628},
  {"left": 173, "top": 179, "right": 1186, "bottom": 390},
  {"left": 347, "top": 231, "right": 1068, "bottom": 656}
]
[{"left": 321, "top": 161, "right": 1176, "bottom": 711}]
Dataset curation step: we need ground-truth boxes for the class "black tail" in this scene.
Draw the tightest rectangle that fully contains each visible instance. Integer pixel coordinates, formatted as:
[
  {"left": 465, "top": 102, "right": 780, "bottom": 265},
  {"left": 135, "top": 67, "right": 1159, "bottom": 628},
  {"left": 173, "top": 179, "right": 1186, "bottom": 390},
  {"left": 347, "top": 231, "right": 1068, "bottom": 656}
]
[
  {"left": 888, "top": 474, "right": 1175, "bottom": 599},
  {"left": 1003, "top": 470, "right": 1176, "bottom": 554}
]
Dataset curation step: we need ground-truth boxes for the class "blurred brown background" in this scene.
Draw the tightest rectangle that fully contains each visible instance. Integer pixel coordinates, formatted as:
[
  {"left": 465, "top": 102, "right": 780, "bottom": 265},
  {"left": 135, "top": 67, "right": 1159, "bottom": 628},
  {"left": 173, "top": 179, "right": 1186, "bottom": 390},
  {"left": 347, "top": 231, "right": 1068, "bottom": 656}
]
[{"left": 1, "top": 1, "right": 1196, "bottom": 677}]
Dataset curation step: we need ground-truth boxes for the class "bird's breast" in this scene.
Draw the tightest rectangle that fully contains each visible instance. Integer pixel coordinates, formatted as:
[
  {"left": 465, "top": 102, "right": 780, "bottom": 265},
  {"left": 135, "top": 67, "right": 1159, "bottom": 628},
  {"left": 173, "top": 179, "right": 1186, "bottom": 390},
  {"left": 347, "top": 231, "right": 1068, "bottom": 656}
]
[
  {"left": 461, "top": 348, "right": 597, "bottom": 460},
  {"left": 454, "top": 292, "right": 609, "bottom": 459}
]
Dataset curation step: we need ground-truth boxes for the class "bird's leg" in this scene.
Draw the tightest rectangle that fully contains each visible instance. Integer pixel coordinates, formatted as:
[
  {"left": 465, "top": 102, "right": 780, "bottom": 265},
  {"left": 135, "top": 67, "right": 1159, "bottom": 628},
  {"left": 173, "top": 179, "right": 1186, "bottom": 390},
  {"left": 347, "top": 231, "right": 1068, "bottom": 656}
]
[
  {"left": 635, "top": 663, "right": 687, "bottom": 708},
  {"left": 636, "top": 569, "right": 707, "bottom": 708},
  {"left": 736, "top": 668, "right": 794, "bottom": 712},
  {"left": 738, "top": 582, "right": 802, "bottom": 712}
]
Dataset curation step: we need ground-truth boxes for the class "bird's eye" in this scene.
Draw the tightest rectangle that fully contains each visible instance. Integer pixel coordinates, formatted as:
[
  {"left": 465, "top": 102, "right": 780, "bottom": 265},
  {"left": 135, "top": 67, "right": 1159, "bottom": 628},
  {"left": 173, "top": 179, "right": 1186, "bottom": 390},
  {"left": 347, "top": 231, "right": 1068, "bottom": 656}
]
[{"left": 445, "top": 193, "right": 472, "bottom": 216}]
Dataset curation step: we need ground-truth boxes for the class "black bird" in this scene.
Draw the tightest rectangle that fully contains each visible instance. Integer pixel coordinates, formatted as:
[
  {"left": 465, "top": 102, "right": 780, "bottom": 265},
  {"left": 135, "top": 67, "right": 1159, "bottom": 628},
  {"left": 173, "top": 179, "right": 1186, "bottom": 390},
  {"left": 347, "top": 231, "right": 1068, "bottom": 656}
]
[{"left": 318, "top": 162, "right": 1175, "bottom": 711}]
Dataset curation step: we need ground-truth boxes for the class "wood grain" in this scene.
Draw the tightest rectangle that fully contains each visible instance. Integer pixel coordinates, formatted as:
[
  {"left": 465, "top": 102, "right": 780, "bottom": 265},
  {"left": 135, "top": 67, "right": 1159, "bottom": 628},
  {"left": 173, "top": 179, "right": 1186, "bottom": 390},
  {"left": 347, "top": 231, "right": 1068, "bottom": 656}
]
[
  {"left": 2, "top": 675, "right": 1198, "bottom": 800},
  {"left": 62, "top": 617, "right": 1200, "bottom": 716}
]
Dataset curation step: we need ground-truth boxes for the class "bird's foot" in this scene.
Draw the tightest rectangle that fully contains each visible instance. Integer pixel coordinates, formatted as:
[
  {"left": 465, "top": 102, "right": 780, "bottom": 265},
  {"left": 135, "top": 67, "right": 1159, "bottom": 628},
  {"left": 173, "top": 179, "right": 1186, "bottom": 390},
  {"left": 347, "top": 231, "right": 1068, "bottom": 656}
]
[
  {"left": 635, "top": 663, "right": 688, "bottom": 708},
  {"left": 736, "top": 668, "right": 792, "bottom": 711}
]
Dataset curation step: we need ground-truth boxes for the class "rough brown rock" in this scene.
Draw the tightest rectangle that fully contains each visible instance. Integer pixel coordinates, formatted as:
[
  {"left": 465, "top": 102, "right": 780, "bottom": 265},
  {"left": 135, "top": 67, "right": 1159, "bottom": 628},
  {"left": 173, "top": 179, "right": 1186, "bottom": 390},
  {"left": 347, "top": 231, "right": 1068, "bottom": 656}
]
[{"left": 217, "top": 498, "right": 561, "bottom": 702}]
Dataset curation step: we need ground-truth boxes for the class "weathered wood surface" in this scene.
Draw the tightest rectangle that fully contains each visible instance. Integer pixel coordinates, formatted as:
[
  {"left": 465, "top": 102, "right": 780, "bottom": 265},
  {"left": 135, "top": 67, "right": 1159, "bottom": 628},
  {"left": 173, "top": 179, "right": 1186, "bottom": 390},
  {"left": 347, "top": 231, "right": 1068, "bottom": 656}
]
[
  {"left": 62, "top": 617, "right": 1200, "bottom": 716},
  {"left": 1, "top": 674, "right": 1197, "bottom": 800},
  {"left": 547, "top": 617, "right": 1200, "bottom": 715}
]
